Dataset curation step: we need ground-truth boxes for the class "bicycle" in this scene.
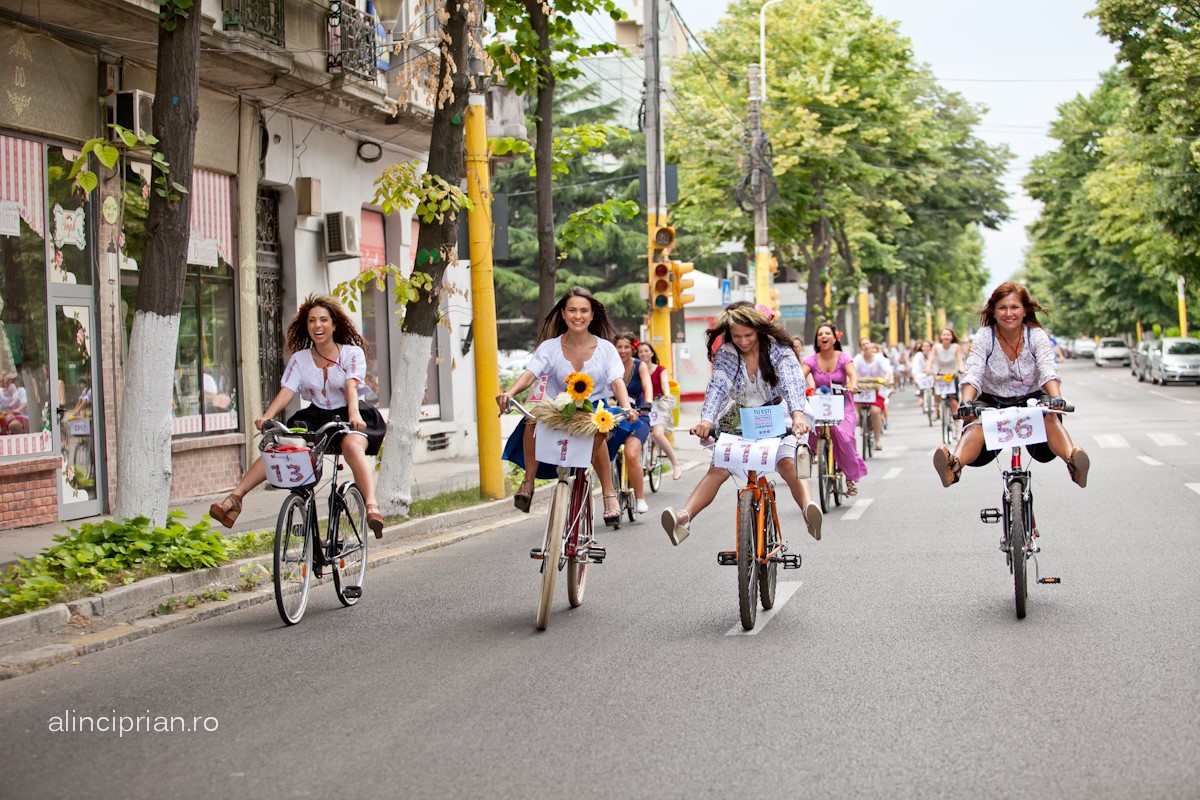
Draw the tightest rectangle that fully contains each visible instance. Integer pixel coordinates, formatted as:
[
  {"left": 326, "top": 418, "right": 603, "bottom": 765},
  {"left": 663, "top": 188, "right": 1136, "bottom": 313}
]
[
  {"left": 808, "top": 385, "right": 849, "bottom": 514},
  {"left": 611, "top": 404, "right": 652, "bottom": 521},
  {"left": 261, "top": 419, "right": 368, "bottom": 626},
  {"left": 916, "top": 374, "right": 935, "bottom": 426},
  {"left": 707, "top": 433, "right": 803, "bottom": 630},
  {"left": 959, "top": 399, "right": 1072, "bottom": 619},
  {"left": 504, "top": 397, "right": 630, "bottom": 630},
  {"left": 641, "top": 405, "right": 666, "bottom": 494},
  {"left": 853, "top": 377, "right": 888, "bottom": 460},
  {"left": 935, "top": 373, "right": 959, "bottom": 445}
]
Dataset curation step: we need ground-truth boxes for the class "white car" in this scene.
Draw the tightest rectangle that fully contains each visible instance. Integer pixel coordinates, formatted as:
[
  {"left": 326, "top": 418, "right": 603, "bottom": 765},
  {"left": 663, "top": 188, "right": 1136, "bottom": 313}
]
[
  {"left": 1072, "top": 338, "right": 1097, "bottom": 359},
  {"left": 1093, "top": 338, "right": 1131, "bottom": 367}
]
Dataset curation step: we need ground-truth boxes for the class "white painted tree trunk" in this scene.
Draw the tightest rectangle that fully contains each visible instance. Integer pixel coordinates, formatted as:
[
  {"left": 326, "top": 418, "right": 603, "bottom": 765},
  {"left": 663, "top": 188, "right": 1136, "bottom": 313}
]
[
  {"left": 113, "top": 311, "right": 180, "bottom": 525},
  {"left": 375, "top": 331, "right": 433, "bottom": 517}
]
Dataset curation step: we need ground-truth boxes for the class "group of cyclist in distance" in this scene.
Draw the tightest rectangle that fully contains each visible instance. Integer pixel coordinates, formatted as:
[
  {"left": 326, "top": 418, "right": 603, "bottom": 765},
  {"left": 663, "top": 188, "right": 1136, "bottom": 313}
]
[{"left": 496, "top": 279, "right": 1089, "bottom": 555}]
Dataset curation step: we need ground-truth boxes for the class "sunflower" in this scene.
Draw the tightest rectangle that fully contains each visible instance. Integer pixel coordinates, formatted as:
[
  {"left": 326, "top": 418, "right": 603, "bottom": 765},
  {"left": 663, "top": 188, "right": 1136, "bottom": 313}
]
[
  {"left": 591, "top": 408, "right": 616, "bottom": 434},
  {"left": 942, "top": 372, "right": 955, "bottom": 382},
  {"left": 565, "top": 372, "right": 594, "bottom": 402}
]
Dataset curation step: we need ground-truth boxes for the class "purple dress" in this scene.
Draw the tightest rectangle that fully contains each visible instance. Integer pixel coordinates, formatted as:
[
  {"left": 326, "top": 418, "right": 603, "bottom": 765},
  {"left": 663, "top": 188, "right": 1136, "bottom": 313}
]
[{"left": 803, "top": 351, "right": 867, "bottom": 482}]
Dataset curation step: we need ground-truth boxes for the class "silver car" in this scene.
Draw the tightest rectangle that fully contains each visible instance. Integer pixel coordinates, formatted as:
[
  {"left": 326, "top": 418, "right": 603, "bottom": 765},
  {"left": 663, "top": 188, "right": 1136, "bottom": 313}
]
[
  {"left": 1133, "top": 340, "right": 1154, "bottom": 381},
  {"left": 1149, "top": 337, "right": 1200, "bottom": 385},
  {"left": 1093, "top": 338, "right": 1130, "bottom": 367}
]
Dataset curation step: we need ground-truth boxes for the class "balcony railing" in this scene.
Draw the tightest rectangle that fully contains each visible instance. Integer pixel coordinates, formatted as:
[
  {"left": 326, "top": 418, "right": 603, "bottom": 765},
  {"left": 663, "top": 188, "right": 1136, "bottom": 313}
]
[
  {"left": 222, "top": 0, "right": 285, "bottom": 47},
  {"left": 327, "top": 1, "right": 379, "bottom": 81}
]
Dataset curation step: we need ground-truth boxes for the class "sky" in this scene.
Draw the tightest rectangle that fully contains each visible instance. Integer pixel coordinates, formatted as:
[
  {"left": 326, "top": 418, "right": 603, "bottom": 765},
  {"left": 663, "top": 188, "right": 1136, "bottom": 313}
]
[{"left": 671, "top": 0, "right": 1119, "bottom": 294}]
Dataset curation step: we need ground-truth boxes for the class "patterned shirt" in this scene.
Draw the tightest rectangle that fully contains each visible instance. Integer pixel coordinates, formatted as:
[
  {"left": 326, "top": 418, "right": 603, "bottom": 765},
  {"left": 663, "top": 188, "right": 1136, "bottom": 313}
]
[
  {"left": 701, "top": 341, "right": 808, "bottom": 426},
  {"left": 962, "top": 325, "right": 1060, "bottom": 398}
]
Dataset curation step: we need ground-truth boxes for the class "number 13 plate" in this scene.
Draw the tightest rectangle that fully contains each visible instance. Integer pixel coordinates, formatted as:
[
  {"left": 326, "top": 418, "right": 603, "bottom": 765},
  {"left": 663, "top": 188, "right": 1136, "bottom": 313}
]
[{"left": 980, "top": 407, "right": 1048, "bottom": 451}]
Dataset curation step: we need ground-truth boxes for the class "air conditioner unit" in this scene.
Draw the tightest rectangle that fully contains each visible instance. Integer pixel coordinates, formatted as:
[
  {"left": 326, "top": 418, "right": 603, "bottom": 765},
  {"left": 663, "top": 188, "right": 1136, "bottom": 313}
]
[
  {"left": 113, "top": 90, "right": 154, "bottom": 137},
  {"left": 324, "top": 212, "right": 360, "bottom": 261}
]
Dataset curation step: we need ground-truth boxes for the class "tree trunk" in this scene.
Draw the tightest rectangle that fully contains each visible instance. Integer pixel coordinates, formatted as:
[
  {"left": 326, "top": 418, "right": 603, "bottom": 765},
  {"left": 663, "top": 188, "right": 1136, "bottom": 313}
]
[
  {"left": 375, "top": 0, "right": 470, "bottom": 517},
  {"left": 526, "top": 0, "right": 557, "bottom": 321},
  {"left": 113, "top": 10, "right": 201, "bottom": 524},
  {"left": 803, "top": 178, "right": 832, "bottom": 345}
]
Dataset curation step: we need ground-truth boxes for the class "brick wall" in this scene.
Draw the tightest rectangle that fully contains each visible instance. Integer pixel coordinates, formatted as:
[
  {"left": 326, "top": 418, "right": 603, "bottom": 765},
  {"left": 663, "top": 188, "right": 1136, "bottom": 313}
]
[
  {"left": 0, "top": 456, "right": 60, "bottom": 528},
  {"left": 169, "top": 433, "right": 245, "bottom": 500}
]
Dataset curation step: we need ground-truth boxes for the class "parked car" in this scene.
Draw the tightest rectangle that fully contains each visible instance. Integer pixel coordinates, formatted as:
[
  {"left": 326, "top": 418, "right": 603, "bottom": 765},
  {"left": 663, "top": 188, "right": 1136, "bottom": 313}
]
[
  {"left": 1148, "top": 337, "right": 1200, "bottom": 385},
  {"left": 1072, "top": 338, "right": 1097, "bottom": 359},
  {"left": 1133, "top": 340, "right": 1154, "bottom": 381},
  {"left": 1093, "top": 338, "right": 1131, "bottom": 367}
]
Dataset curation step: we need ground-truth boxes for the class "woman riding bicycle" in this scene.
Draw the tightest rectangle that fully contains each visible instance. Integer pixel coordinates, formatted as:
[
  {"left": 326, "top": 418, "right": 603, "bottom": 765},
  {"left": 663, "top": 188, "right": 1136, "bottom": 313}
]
[
  {"left": 801, "top": 321, "right": 868, "bottom": 496},
  {"left": 210, "top": 294, "right": 386, "bottom": 537},
  {"left": 932, "top": 281, "right": 1089, "bottom": 489},
  {"left": 661, "top": 302, "right": 822, "bottom": 544},
  {"left": 931, "top": 326, "right": 965, "bottom": 424},
  {"left": 853, "top": 337, "right": 891, "bottom": 450},
  {"left": 636, "top": 340, "right": 683, "bottom": 482},
  {"left": 496, "top": 287, "right": 639, "bottom": 528},
  {"left": 911, "top": 339, "right": 932, "bottom": 407},
  {"left": 610, "top": 331, "right": 652, "bottom": 514}
]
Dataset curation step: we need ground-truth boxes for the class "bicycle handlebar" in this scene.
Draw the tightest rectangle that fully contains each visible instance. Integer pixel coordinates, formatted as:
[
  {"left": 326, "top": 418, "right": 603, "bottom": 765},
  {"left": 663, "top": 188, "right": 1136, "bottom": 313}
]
[
  {"left": 955, "top": 399, "right": 1075, "bottom": 420},
  {"left": 502, "top": 397, "right": 637, "bottom": 424}
]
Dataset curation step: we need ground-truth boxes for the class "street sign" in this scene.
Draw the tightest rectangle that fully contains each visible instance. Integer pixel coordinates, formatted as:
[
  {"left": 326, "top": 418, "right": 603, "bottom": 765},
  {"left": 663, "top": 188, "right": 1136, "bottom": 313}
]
[
  {"left": 780, "top": 305, "right": 806, "bottom": 319},
  {"left": 721, "top": 279, "right": 732, "bottom": 305}
]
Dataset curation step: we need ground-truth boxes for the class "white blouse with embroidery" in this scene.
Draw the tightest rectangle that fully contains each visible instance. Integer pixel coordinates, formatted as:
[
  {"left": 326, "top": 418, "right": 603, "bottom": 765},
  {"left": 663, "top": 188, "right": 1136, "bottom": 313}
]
[
  {"left": 280, "top": 345, "right": 366, "bottom": 410},
  {"left": 962, "top": 325, "right": 1059, "bottom": 398}
]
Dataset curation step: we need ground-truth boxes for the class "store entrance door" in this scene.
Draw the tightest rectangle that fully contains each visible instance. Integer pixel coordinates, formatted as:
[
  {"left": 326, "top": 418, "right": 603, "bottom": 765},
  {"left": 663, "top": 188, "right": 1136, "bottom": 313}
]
[{"left": 53, "top": 301, "right": 103, "bottom": 519}]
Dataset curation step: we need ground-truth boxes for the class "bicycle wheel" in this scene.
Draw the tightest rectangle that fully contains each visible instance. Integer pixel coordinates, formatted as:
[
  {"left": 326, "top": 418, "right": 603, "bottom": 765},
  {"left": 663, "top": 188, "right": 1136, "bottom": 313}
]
[
  {"left": 1009, "top": 491, "right": 1028, "bottom": 619},
  {"left": 865, "top": 412, "right": 875, "bottom": 460},
  {"left": 737, "top": 492, "right": 759, "bottom": 630},
  {"left": 536, "top": 482, "right": 569, "bottom": 630},
  {"left": 758, "top": 491, "right": 778, "bottom": 610},
  {"left": 273, "top": 493, "right": 313, "bottom": 626},
  {"left": 942, "top": 401, "right": 954, "bottom": 445},
  {"left": 332, "top": 484, "right": 368, "bottom": 607},
  {"left": 859, "top": 410, "right": 870, "bottom": 460},
  {"left": 925, "top": 392, "right": 935, "bottom": 426},
  {"left": 817, "top": 438, "right": 831, "bottom": 513},
  {"left": 567, "top": 472, "right": 591, "bottom": 608},
  {"left": 646, "top": 442, "right": 662, "bottom": 493},
  {"left": 621, "top": 451, "right": 635, "bottom": 522}
]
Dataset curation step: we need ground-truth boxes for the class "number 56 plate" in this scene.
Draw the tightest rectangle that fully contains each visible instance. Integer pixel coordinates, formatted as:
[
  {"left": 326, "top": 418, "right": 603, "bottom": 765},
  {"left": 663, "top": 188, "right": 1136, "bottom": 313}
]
[{"left": 980, "top": 407, "right": 1048, "bottom": 451}]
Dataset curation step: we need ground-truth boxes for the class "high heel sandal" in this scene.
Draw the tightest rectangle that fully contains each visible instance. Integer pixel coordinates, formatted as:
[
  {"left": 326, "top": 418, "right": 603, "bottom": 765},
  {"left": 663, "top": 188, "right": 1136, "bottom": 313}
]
[
  {"left": 513, "top": 479, "right": 535, "bottom": 513},
  {"left": 845, "top": 480, "right": 859, "bottom": 497},
  {"left": 209, "top": 493, "right": 242, "bottom": 529},
  {"left": 661, "top": 507, "right": 690, "bottom": 545},
  {"left": 366, "top": 504, "right": 384, "bottom": 539},
  {"left": 603, "top": 494, "right": 621, "bottom": 528}
]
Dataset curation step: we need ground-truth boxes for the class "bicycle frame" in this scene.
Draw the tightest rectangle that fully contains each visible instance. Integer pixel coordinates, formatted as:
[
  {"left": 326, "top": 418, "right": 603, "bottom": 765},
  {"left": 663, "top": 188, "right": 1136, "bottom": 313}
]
[{"left": 738, "top": 471, "right": 784, "bottom": 566}]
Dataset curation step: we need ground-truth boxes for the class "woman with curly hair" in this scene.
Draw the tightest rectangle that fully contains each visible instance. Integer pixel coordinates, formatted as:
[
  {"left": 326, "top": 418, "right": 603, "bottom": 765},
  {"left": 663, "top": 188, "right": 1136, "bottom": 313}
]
[
  {"left": 661, "top": 302, "right": 822, "bottom": 545},
  {"left": 209, "top": 294, "right": 386, "bottom": 537}
]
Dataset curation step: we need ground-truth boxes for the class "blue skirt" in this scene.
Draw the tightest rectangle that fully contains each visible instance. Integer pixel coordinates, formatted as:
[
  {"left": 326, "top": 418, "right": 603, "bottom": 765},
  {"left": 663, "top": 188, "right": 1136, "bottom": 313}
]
[{"left": 501, "top": 414, "right": 650, "bottom": 478}]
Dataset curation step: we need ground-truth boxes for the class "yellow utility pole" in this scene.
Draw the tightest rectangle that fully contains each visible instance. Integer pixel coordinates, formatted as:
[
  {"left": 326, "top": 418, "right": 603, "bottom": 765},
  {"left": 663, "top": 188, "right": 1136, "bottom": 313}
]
[
  {"left": 936, "top": 307, "right": 947, "bottom": 333},
  {"left": 465, "top": 93, "right": 503, "bottom": 499},
  {"left": 645, "top": 0, "right": 673, "bottom": 375},
  {"left": 924, "top": 296, "right": 933, "bottom": 342},
  {"left": 1136, "top": 319, "right": 1143, "bottom": 342},
  {"left": 857, "top": 284, "right": 869, "bottom": 341},
  {"left": 1179, "top": 275, "right": 1189, "bottom": 337},
  {"left": 887, "top": 290, "right": 898, "bottom": 348}
]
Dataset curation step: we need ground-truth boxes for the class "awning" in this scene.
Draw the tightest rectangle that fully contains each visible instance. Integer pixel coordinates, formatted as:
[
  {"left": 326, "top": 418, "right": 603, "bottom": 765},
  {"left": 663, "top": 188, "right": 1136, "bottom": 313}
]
[
  {"left": 0, "top": 134, "right": 45, "bottom": 239},
  {"left": 188, "top": 169, "right": 234, "bottom": 267},
  {"left": 359, "top": 209, "right": 386, "bottom": 272}
]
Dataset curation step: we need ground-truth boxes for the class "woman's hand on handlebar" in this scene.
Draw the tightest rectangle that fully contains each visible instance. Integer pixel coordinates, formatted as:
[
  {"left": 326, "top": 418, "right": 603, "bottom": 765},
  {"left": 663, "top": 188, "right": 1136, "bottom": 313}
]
[
  {"left": 348, "top": 413, "right": 366, "bottom": 432},
  {"left": 691, "top": 420, "right": 714, "bottom": 441},
  {"left": 496, "top": 391, "right": 511, "bottom": 413},
  {"left": 254, "top": 416, "right": 269, "bottom": 432},
  {"left": 790, "top": 411, "right": 811, "bottom": 437}
]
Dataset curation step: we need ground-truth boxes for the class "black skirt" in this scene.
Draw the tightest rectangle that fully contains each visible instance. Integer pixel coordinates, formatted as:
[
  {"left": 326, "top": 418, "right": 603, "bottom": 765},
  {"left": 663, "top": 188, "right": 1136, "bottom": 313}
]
[{"left": 287, "top": 403, "right": 385, "bottom": 456}]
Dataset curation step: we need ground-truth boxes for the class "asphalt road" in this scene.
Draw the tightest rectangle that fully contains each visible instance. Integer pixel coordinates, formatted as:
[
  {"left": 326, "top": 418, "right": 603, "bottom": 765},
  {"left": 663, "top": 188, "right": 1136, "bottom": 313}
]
[{"left": 2, "top": 360, "right": 1198, "bottom": 799}]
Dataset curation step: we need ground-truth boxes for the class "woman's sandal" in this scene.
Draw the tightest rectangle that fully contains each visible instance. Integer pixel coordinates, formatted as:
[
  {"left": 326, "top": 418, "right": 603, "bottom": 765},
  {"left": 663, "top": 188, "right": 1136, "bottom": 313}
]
[
  {"left": 661, "top": 508, "right": 690, "bottom": 545},
  {"left": 366, "top": 504, "right": 385, "bottom": 539},
  {"left": 845, "top": 480, "right": 859, "bottom": 497},
  {"left": 209, "top": 493, "right": 242, "bottom": 529},
  {"left": 603, "top": 494, "right": 621, "bottom": 528},
  {"left": 513, "top": 479, "right": 535, "bottom": 513}
]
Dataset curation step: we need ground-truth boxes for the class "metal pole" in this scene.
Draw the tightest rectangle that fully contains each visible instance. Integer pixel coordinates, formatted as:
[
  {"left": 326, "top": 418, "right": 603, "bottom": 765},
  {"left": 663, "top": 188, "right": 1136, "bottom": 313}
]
[
  {"left": 1178, "top": 274, "right": 1188, "bottom": 338},
  {"left": 759, "top": 0, "right": 787, "bottom": 102},
  {"left": 749, "top": 63, "right": 771, "bottom": 308},
  {"left": 646, "top": 0, "right": 672, "bottom": 374}
]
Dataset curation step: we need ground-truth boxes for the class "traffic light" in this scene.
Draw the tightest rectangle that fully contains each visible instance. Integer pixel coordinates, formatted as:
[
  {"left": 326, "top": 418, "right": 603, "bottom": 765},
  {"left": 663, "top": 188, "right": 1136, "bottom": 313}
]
[
  {"left": 650, "top": 257, "right": 673, "bottom": 310},
  {"left": 651, "top": 225, "right": 675, "bottom": 250},
  {"left": 768, "top": 287, "right": 780, "bottom": 317},
  {"left": 671, "top": 261, "right": 695, "bottom": 310}
]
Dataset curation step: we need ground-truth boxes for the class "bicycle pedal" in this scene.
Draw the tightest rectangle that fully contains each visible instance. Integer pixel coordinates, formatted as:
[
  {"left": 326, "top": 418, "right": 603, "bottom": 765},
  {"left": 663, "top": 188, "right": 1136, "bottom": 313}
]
[
  {"left": 777, "top": 553, "right": 802, "bottom": 569},
  {"left": 1037, "top": 577, "right": 1061, "bottom": 584},
  {"left": 341, "top": 586, "right": 362, "bottom": 599},
  {"left": 716, "top": 551, "right": 737, "bottom": 566},
  {"left": 980, "top": 508, "right": 1001, "bottom": 524},
  {"left": 587, "top": 545, "right": 607, "bottom": 562},
  {"left": 529, "top": 548, "right": 545, "bottom": 561}
]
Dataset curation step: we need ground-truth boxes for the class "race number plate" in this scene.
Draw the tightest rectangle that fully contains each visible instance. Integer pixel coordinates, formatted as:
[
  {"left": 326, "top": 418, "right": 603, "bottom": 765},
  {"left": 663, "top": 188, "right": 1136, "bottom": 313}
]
[
  {"left": 526, "top": 375, "right": 549, "bottom": 403},
  {"left": 712, "top": 433, "right": 782, "bottom": 479},
  {"left": 917, "top": 375, "right": 934, "bottom": 391},
  {"left": 852, "top": 389, "right": 877, "bottom": 404},
  {"left": 807, "top": 394, "right": 845, "bottom": 423},
  {"left": 739, "top": 403, "right": 787, "bottom": 439},
  {"left": 263, "top": 448, "right": 317, "bottom": 488},
  {"left": 934, "top": 378, "right": 957, "bottom": 397},
  {"left": 534, "top": 422, "right": 594, "bottom": 468},
  {"left": 649, "top": 406, "right": 661, "bottom": 427},
  {"left": 980, "top": 407, "right": 1048, "bottom": 451}
]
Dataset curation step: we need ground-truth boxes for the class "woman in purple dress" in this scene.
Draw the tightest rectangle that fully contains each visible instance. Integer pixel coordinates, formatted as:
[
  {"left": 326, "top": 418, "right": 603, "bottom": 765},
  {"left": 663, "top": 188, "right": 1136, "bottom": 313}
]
[{"left": 802, "top": 321, "right": 867, "bottom": 495}]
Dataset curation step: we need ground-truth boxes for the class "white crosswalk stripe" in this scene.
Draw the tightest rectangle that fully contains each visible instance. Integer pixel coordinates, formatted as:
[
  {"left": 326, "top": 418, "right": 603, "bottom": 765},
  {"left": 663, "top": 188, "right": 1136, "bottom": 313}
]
[
  {"left": 1188, "top": 484, "right": 1200, "bottom": 498},
  {"left": 882, "top": 467, "right": 903, "bottom": 480},
  {"left": 842, "top": 498, "right": 874, "bottom": 521},
  {"left": 1094, "top": 434, "right": 1129, "bottom": 448},
  {"left": 1138, "top": 456, "right": 1163, "bottom": 466},
  {"left": 1147, "top": 432, "right": 1187, "bottom": 447}
]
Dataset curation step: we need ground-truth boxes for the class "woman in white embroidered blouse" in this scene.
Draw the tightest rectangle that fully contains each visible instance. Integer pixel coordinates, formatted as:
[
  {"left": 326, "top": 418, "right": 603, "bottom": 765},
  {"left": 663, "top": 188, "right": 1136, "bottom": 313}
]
[
  {"left": 933, "top": 282, "right": 1089, "bottom": 489},
  {"left": 210, "top": 295, "right": 387, "bottom": 537}
]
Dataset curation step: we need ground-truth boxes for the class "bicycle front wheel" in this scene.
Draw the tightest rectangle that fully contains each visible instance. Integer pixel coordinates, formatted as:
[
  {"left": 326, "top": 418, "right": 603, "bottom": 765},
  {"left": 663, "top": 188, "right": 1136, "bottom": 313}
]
[
  {"left": 1010, "top": 491, "right": 1028, "bottom": 619},
  {"left": 647, "top": 442, "right": 662, "bottom": 493},
  {"left": 567, "top": 472, "right": 591, "bottom": 608},
  {"left": 536, "top": 482, "right": 569, "bottom": 630},
  {"left": 332, "top": 484, "right": 368, "bottom": 607},
  {"left": 737, "top": 492, "right": 759, "bottom": 630},
  {"left": 817, "top": 438, "right": 831, "bottom": 514},
  {"left": 758, "top": 492, "right": 778, "bottom": 610},
  {"left": 273, "top": 493, "right": 313, "bottom": 626}
]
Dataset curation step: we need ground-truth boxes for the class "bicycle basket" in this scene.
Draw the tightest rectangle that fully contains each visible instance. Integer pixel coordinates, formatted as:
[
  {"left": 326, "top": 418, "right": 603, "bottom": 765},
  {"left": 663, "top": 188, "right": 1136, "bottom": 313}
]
[{"left": 262, "top": 444, "right": 321, "bottom": 489}]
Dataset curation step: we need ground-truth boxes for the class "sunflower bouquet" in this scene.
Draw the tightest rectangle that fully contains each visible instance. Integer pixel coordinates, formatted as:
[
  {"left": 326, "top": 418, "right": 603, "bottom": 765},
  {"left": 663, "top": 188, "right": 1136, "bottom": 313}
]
[{"left": 529, "top": 372, "right": 618, "bottom": 437}]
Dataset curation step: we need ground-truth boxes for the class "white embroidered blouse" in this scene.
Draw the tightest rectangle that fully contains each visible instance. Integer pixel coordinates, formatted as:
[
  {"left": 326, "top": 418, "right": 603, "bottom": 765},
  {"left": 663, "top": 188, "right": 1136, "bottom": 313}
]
[
  {"left": 280, "top": 345, "right": 367, "bottom": 409},
  {"left": 962, "top": 325, "right": 1060, "bottom": 398},
  {"left": 524, "top": 335, "right": 624, "bottom": 404}
]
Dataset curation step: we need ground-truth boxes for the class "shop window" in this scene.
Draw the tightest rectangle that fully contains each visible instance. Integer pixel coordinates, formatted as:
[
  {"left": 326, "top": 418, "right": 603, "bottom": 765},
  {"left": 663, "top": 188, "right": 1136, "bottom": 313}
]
[{"left": 359, "top": 208, "right": 388, "bottom": 407}]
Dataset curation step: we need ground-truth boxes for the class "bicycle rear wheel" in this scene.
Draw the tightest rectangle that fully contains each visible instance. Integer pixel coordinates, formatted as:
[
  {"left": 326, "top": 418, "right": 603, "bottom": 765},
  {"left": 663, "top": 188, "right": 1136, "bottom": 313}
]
[
  {"left": 273, "top": 493, "right": 312, "bottom": 626},
  {"left": 1009, "top": 491, "right": 1028, "bottom": 619},
  {"left": 942, "top": 400, "right": 955, "bottom": 445},
  {"left": 758, "top": 491, "right": 778, "bottom": 610},
  {"left": 567, "top": 472, "right": 591, "bottom": 608},
  {"left": 737, "top": 492, "right": 759, "bottom": 630},
  {"left": 646, "top": 442, "right": 662, "bottom": 493},
  {"left": 332, "top": 484, "right": 368, "bottom": 607},
  {"left": 536, "top": 482, "right": 569, "bottom": 630},
  {"left": 925, "top": 392, "right": 935, "bottom": 426},
  {"left": 817, "top": 438, "right": 831, "bottom": 514}
]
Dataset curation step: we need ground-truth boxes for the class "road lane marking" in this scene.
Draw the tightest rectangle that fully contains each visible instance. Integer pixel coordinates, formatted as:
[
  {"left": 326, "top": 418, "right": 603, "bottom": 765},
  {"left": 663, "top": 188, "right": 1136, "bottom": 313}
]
[
  {"left": 725, "top": 582, "right": 802, "bottom": 636},
  {"left": 882, "top": 467, "right": 903, "bottom": 480},
  {"left": 1095, "top": 434, "right": 1129, "bottom": 448},
  {"left": 842, "top": 497, "right": 874, "bottom": 520},
  {"left": 1138, "top": 456, "right": 1163, "bottom": 466},
  {"left": 1147, "top": 433, "right": 1187, "bottom": 447},
  {"left": 1149, "top": 391, "right": 1197, "bottom": 405},
  {"left": 1188, "top": 484, "right": 1200, "bottom": 497}
]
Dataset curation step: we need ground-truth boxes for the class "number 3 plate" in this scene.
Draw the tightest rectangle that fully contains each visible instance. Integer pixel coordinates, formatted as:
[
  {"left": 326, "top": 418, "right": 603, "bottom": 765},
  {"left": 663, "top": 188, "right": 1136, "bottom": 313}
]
[{"left": 980, "top": 407, "right": 1048, "bottom": 451}]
